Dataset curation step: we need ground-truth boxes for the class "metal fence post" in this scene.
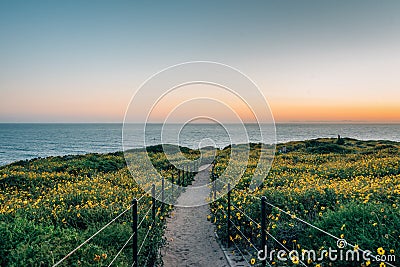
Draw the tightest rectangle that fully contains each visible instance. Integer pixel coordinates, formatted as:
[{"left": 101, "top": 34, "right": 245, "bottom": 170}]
[
  {"left": 152, "top": 184, "right": 156, "bottom": 222},
  {"left": 261, "top": 196, "right": 267, "bottom": 266},
  {"left": 213, "top": 181, "right": 217, "bottom": 200},
  {"left": 184, "top": 166, "right": 187, "bottom": 183},
  {"left": 132, "top": 198, "right": 138, "bottom": 267},
  {"left": 171, "top": 173, "right": 174, "bottom": 197},
  {"left": 212, "top": 181, "right": 215, "bottom": 200},
  {"left": 227, "top": 183, "right": 231, "bottom": 247},
  {"left": 161, "top": 176, "right": 165, "bottom": 211},
  {"left": 182, "top": 168, "right": 185, "bottom": 186}
]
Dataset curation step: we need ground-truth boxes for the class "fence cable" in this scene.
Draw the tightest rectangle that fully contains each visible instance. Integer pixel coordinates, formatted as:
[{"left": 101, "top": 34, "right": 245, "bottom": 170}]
[
  {"left": 221, "top": 209, "right": 276, "bottom": 267},
  {"left": 263, "top": 228, "right": 308, "bottom": 267},
  {"left": 263, "top": 200, "right": 396, "bottom": 267},
  {"left": 230, "top": 202, "right": 261, "bottom": 227},
  {"left": 212, "top": 166, "right": 396, "bottom": 267},
  {"left": 107, "top": 233, "right": 135, "bottom": 267},
  {"left": 53, "top": 203, "right": 134, "bottom": 266},
  {"left": 138, "top": 221, "right": 155, "bottom": 256},
  {"left": 142, "top": 249, "right": 152, "bottom": 267},
  {"left": 52, "top": 191, "right": 155, "bottom": 267},
  {"left": 231, "top": 239, "right": 252, "bottom": 267},
  {"left": 138, "top": 204, "right": 154, "bottom": 229},
  {"left": 220, "top": 209, "right": 259, "bottom": 252}
]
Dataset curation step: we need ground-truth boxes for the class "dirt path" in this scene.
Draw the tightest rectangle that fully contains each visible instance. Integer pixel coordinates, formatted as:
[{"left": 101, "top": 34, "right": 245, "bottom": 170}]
[{"left": 161, "top": 166, "right": 229, "bottom": 267}]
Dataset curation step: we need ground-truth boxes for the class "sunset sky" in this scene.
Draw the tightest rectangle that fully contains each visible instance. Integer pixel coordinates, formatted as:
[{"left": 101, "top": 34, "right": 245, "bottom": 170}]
[{"left": 0, "top": 1, "right": 399, "bottom": 123}]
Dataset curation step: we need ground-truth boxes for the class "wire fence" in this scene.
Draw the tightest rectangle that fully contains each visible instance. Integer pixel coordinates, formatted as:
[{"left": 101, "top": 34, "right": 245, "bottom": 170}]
[
  {"left": 53, "top": 160, "right": 396, "bottom": 267},
  {"left": 210, "top": 166, "right": 397, "bottom": 267},
  {"left": 52, "top": 163, "right": 198, "bottom": 267}
]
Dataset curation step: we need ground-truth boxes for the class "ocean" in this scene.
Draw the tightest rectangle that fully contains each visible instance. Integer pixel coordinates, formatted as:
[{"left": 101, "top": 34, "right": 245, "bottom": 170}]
[{"left": 0, "top": 123, "right": 399, "bottom": 166}]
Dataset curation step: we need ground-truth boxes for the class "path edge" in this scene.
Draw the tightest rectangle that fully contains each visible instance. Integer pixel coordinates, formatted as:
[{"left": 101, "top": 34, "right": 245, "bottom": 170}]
[{"left": 214, "top": 232, "right": 238, "bottom": 267}]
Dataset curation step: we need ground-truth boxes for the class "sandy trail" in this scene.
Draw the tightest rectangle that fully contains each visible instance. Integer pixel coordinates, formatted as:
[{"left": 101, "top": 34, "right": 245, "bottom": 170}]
[{"left": 161, "top": 166, "right": 229, "bottom": 267}]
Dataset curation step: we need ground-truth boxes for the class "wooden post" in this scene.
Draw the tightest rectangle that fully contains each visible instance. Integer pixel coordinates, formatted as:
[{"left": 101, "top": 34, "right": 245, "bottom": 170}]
[
  {"left": 227, "top": 183, "right": 231, "bottom": 247},
  {"left": 182, "top": 168, "right": 185, "bottom": 186},
  {"left": 161, "top": 176, "right": 165, "bottom": 211},
  {"left": 171, "top": 173, "right": 174, "bottom": 198},
  {"left": 132, "top": 199, "right": 138, "bottom": 267},
  {"left": 261, "top": 196, "right": 267, "bottom": 266},
  {"left": 151, "top": 184, "right": 156, "bottom": 222}
]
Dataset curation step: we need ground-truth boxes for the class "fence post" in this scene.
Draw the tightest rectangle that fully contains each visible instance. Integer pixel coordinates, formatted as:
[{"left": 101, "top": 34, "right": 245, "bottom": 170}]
[
  {"left": 213, "top": 181, "right": 217, "bottom": 200},
  {"left": 261, "top": 196, "right": 267, "bottom": 266},
  {"left": 182, "top": 168, "right": 185, "bottom": 186},
  {"left": 161, "top": 176, "right": 165, "bottom": 212},
  {"left": 212, "top": 181, "right": 215, "bottom": 200},
  {"left": 171, "top": 173, "right": 174, "bottom": 198},
  {"left": 152, "top": 184, "right": 156, "bottom": 222},
  {"left": 227, "top": 183, "right": 231, "bottom": 248},
  {"left": 132, "top": 198, "right": 138, "bottom": 267}
]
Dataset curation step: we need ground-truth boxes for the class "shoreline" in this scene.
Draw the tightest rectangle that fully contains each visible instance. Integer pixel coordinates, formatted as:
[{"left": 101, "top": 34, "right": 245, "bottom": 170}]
[{"left": 1, "top": 137, "right": 399, "bottom": 168}]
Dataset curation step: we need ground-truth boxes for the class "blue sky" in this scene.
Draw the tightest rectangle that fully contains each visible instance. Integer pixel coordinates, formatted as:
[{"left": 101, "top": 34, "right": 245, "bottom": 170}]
[{"left": 1, "top": 1, "right": 399, "bottom": 122}]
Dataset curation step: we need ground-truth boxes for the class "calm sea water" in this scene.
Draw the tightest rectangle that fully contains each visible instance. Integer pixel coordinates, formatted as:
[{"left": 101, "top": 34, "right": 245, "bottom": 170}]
[{"left": 0, "top": 123, "right": 399, "bottom": 166}]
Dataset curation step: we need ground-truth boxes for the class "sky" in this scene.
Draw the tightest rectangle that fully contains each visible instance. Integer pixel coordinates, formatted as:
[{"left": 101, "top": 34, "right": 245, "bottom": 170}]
[{"left": 0, "top": 0, "right": 399, "bottom": 123}]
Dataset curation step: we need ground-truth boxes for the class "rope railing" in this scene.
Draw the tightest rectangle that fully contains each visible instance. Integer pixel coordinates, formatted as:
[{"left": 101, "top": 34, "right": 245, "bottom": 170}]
[
  {"left": 230, "top": 200, "right": 306, "bottom": 266},
  {"left": 232, "top": 202, "right": 310, "bottom": 267},
  {"left": 210, "top": 161, "right": 398, "bottom": 267},
  {"left": 220, "top": 208, "right": 259, "bottom": 252},
  {"left": 138, "top": 221, "right": 155, "bottom": 256},
  {"left": 107, "top": 233, "right": 135, "bottom": 267},
  {"left": 53, "top": 167, "right": 195, "bottom": 267},
  {"left": 52, "top": 163, "right": 198, "bottom": 267},
  {"left": 221, "top": 205, "right": 273, "bottom": 267},
  {"left": 53, "top": 203, "right": 134, "bottom": 267},
  {"left": 231, "top": 238, "right": 253, "bottom": 266},
  {"left": 52, "top": 189, "right": 155, "bottom": 266},
  {"left": 261, "top": 226, "right": 308, "bottom": 267},
  {"left": 212, "top": 178, "right": 396, "bottom": 267},
  {"left": 261, "top": 199, "right": 397, "bottom": 267}
]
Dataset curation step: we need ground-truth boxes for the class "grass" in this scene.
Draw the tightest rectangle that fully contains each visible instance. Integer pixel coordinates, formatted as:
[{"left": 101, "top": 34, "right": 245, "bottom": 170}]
[
  {"left": 210, "top": 138, "right": 400, "bottom": 267},
  {"left": 0, "top": 146, "right": 198, "bottom": 266},
  {"left": 1, "top": 138, "right": 399, "bottom": 266}
]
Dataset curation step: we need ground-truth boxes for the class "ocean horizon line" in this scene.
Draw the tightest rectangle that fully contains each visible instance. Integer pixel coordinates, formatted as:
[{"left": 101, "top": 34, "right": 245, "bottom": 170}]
[{"left": 1, "top": 121, "right": 400, "bottom": 125}]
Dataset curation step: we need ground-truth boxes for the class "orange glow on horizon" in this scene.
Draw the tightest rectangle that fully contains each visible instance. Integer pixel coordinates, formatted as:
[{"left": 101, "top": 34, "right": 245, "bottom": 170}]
[
  {"left": 270, "top": 102, "right": 400, "bottom": 122},
  {"left": 1, "top": 85, "right": 398, "bottom": 123}
]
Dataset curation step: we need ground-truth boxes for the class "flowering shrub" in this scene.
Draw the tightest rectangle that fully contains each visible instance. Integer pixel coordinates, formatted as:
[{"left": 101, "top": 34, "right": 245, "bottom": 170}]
[
  {"left": 0, "top": 147, "right": 195, "bottom": 266},
  {"left": 210, "top": 138, "right": 400, "bottom": 267}
]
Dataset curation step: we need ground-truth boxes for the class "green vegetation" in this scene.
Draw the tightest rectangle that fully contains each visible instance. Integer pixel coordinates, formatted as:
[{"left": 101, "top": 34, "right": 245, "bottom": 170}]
[
  {"left": 210, "top": 138, "right": 400, "bottom": 267},
  {"left": 0, "top": 146, "right": 198, "bottom": 267},
  {"left": 1, "top": 138, "right": 399, "bottom": 266}
]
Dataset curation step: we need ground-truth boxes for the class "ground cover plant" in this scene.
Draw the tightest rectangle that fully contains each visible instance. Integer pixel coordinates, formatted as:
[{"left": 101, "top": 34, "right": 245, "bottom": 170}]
[{"left": 210, "top": 138, "right": 400, "bottom": 267}]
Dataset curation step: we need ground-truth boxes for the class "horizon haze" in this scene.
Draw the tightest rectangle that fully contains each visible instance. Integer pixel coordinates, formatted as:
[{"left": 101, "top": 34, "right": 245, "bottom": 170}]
[{"left": 1, "top": 1, "right": 399, "bottom": 123}]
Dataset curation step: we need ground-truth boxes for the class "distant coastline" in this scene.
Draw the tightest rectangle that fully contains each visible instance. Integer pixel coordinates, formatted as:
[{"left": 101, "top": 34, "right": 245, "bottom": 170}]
[{"left": 0, "top": 123, "right": 399, "bottom": 166}]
